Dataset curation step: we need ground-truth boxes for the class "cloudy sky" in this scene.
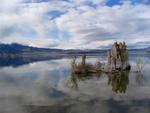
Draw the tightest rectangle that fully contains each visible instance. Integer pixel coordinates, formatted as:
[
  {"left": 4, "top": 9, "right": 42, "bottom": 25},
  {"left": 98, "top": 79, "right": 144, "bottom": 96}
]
[{"left": 0, "top": 0, "right": 150, "bottom": 49}]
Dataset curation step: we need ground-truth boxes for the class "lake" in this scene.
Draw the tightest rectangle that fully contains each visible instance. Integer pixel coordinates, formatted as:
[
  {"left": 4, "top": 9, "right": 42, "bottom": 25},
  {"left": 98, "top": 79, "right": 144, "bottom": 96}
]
[{"left": 0, "top": 55, "right": 150, "bottom": 113}]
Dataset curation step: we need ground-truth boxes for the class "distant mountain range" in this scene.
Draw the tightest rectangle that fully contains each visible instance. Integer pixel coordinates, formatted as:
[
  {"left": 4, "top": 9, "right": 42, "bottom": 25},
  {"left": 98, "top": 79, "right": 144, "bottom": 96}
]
[
  {"left": 128, "top": 47, "right": 150, "bottom": 54},
  {"left": 0, "top": 43, "right": 149, "bottom": 67},
  {"left": 0, "top": 43, "right": 63, "bottom": 54},
  {"left": 0, "top": 43, "right": 149, "bottom": 57},
  {"left": 0, "top": 43, "right": 107, "bottom": 56}
]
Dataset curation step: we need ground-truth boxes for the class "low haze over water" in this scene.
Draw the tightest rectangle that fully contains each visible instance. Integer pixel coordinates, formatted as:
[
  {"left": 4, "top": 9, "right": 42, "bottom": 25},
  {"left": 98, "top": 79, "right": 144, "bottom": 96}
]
[{"left": 0, "top": 55, "right": 150, "bottom": 113}]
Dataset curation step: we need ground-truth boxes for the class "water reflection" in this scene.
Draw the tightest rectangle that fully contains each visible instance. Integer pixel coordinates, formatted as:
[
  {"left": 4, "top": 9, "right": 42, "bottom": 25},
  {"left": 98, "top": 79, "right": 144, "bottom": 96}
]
[
  {"left": 68, "top": 71, "right": 102, "bottom": 90},
  {"left": 0, "top": 55, "right": 150, "bottom": 113},
  {"left": 134, "top": 58, "right": 147, "bottom": 85},
  {"left": 69, "top": 63, "right": 130, "bottom": 93},
  {"left": 135, "top": 70, "right": 146, "bottom": 86},
  {"left": 69, "top": 56, "right": 130, "bottom": 93},
  {"left": 107, "top": 71, "right": 129, "bottom": 93},
  {"left": 0, "top": 56, "right": 63, "bottom": 67}
]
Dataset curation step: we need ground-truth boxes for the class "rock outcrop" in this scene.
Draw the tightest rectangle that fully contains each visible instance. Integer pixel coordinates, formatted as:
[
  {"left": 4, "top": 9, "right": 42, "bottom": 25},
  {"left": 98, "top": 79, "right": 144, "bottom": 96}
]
[
  {"left": 71, "top": 42, "right": 131, "bottom": 74},
  {"left": 107, "top": 42, "right": 130, "bottom": 71}
]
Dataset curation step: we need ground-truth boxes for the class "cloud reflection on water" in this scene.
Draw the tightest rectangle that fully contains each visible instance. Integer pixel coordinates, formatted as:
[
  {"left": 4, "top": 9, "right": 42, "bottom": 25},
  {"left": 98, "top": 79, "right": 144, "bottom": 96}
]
[{"left": 0, "top": 56, "right": 150, "bottom": 113}]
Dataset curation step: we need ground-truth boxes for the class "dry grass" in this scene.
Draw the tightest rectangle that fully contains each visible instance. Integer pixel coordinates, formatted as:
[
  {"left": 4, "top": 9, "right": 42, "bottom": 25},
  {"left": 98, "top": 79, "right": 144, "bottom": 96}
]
[{"left": 136, "top": 58, "right": 147, "bottom": 73}]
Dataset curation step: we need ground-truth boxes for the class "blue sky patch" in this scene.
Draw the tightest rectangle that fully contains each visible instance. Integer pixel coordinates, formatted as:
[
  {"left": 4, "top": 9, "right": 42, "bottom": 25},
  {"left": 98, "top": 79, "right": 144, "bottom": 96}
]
[
  {"left": 106, "top": 0, "right": 146, "bottom": 6},
  {"left": 106, "top": 0, "right": 122, "bottom": 6},
  {"left": 47, "top": 10, "right": 65, "bottom": 20}
]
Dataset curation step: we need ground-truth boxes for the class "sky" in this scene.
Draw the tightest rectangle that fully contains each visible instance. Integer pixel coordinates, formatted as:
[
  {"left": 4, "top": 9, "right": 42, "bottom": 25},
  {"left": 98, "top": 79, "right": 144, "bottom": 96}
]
[{"left": 0, "top": 0, "right": 150, "bottom": 49}]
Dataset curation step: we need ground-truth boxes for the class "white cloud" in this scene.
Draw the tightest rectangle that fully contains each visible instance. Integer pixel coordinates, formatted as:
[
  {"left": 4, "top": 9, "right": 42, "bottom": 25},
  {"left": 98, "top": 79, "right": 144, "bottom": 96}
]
[
  {"left": 55, "top": 3, "right": 150, "bottom": 49},
  {"left": 69, "top": 0, "right": 106, "bottom": 6},
  {"left": 0, "top": 0, "right": 60, "bottom": 47},
  {"left": 0, "top": 0, "right": 150, "bottom": 49},
  {"left": 0, "top": 0, "right": 23, "bottom": 12}
]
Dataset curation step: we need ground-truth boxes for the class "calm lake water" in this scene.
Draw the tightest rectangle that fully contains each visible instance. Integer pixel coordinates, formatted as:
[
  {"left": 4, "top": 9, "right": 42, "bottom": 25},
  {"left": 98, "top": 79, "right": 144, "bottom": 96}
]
[{"left": 0, "top": 55, "right": 150, "bottom": 113}]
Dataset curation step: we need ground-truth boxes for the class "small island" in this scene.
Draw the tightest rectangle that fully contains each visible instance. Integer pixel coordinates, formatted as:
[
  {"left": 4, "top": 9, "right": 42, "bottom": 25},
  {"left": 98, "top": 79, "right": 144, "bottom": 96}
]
[{"left": 71, "top": 42, "right": 131, "bottom": 74}]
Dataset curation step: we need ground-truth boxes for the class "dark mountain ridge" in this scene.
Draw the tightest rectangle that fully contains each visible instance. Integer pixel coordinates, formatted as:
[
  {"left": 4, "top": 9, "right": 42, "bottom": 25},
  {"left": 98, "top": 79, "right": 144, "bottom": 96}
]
[
  {"left": 0, "top": 43, "right": 149, "bottom": 56},
  {"left": 0, "top": 43, "right": 63, "bottom": 54}
]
